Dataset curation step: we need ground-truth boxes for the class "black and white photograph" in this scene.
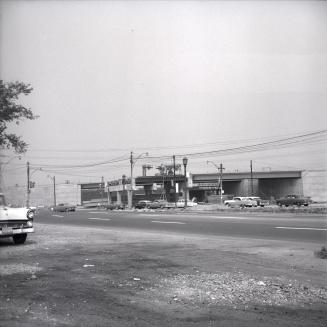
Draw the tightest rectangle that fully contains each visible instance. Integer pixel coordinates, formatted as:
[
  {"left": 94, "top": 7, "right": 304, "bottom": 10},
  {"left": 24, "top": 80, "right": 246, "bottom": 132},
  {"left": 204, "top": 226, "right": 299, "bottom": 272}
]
[{"left": 0, "top": 0, "right": 326, "bottom": 326}]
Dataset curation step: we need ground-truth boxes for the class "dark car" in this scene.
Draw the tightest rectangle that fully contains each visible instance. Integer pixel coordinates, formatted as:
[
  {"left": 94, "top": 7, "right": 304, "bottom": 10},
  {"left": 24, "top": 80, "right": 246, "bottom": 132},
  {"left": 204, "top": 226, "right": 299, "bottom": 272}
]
[
  {"left": 135, "top": 200, "right": 151, "bottom": 209},
  {"left": 51, "top": 203, "right": 76, "bottom": 212},
  {"left": 276, "top": 195, "right": 311, "bottom": 207}
]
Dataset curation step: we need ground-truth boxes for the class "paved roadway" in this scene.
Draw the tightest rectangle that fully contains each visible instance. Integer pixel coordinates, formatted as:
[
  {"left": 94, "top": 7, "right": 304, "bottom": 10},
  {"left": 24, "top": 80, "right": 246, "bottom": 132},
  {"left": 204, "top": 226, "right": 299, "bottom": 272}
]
[{"left": 35, "top": 209, "right": 327, "bottom": 243}]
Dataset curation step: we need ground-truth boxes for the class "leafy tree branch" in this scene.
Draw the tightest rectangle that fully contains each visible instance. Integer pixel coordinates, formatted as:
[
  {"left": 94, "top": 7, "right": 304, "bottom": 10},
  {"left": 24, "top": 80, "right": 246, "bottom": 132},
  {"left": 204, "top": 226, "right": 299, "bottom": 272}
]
[{"left": 0, "top": 80, "right": 38, "bottom": 153}]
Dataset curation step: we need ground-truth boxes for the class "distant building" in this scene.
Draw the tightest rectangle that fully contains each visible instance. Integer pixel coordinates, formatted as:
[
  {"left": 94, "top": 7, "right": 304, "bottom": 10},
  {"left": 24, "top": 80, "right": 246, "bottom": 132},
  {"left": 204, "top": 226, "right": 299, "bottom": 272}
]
[{"left": 3, "top": 169, "right": 326, "bottom": 207}]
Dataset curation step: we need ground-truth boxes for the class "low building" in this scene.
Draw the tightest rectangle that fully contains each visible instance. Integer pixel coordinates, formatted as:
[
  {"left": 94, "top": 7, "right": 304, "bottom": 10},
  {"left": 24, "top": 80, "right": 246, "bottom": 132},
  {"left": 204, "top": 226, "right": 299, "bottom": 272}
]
[{"left": 3, "top": 169, "right": 326, "bottom": 207}]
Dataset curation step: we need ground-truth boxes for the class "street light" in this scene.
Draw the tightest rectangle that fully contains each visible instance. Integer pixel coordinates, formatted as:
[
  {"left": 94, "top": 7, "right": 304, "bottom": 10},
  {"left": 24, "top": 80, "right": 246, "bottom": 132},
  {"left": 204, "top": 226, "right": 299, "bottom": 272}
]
[
  {"left": 207, "top": 161, "right": 224, "bottom": 205},
  {"left": 130, "top": 151, "right": 148, "bottom": 209},
  {"left": 182, "top": 157, "right": 188, "bottom": 209}
]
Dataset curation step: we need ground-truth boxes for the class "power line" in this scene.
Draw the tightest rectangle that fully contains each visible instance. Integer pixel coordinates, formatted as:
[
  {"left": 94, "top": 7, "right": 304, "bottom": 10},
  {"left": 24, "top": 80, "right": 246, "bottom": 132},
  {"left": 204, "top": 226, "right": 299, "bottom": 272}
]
[
  {"left": 146, "top": 129, "right": 327, "bottom": 161},
  {"left": 6, "top": 129, "right": 326, "bottom": 174},
  {"left": 26, "top": 129, "right": 327, "bottom": 153}
]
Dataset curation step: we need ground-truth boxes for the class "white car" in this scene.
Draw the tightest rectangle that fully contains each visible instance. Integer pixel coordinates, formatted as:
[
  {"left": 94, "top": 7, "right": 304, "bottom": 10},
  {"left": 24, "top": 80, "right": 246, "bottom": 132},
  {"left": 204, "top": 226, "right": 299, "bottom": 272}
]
[
  {"left": 176, "top": 199, "right": 198, "bottom": 208},
  {"left": 247, "top": 196, "right": 269, "bottom": 207},
  {"left": 224, "top": 197, "right": 257, "bottom": 208},
  {"left": 0, "top": 193, "right": 34, "bottom": 244}
]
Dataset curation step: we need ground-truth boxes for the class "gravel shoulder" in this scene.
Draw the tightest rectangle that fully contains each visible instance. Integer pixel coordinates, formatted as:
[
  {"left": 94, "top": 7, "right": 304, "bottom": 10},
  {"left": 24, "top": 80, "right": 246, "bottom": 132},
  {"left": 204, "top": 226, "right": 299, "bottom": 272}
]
[{"left": 0, "top": 223, "right": 326, "bottom": 327}]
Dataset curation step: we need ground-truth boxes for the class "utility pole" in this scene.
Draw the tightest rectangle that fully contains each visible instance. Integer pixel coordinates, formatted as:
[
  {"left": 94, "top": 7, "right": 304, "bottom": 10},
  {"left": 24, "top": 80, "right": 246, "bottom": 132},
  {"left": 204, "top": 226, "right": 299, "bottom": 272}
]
[
  {"left": 106, "top": 182, "right": 111, "bottom": 205},
  {"left": 101, "top": 176, "right": 104, "bottom": 207},
  {"left": 250, "top": 160, "right": 254, "bottom": 195},
  {"left": 122, "top": 174, "right": 126, "bottom": 209},
  {"left": 130, "top": 151, "right": 148, "bottom": 210},
  {"left": 218, "top": 163, "right": 225, "bottom": 204},
  {"left": 207, "top": 161, "right": 225, "bottom": 205},
  {"left": 182, "top": 157, "right": 188, "bottom": 209},
  {"left": 130, "top": 151, "right": 133, "bottom": 210},
  {"left": 27, "top": 161, "right": 30, "bottom": 207},
  {"left": 173, "top": 155, "right": 176, "bottom": 206}
]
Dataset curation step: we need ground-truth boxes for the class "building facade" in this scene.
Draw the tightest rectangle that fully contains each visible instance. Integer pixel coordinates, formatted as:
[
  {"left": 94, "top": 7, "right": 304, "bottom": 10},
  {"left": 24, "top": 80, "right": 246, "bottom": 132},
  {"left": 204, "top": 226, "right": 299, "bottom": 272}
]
[{"left": 3, "top": 169, "right": 326, "bottom": 207}]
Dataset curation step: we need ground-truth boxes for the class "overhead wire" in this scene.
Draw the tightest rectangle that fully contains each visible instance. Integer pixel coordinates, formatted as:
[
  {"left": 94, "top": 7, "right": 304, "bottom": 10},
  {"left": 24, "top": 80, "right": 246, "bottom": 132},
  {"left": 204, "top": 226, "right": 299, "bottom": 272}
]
[
  {"left": 5, "top": 129, "right": 326, "bottom": 179},
  {"left": 26, "top": 129, "right": 325, "bottom": 153}
]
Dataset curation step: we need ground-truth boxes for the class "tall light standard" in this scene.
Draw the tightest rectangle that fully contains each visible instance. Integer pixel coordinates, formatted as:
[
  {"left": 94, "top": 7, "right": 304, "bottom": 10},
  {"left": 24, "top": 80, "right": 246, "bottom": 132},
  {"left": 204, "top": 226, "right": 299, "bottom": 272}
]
[
  {"left": 182, "top": 157, "right": 188, "bottom": 209},
  {"left": 207, "top": 161, "right": 224, "bottom": 205},
  {"left": 130, "top": 151, "right": 148, "bottom": 210}
]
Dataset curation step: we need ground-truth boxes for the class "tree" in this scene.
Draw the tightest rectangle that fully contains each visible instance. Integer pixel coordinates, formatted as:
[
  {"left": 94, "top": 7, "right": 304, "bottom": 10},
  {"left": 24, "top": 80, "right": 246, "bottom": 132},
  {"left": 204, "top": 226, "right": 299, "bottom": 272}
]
[{"left": 0, "top": 80, "right": 38, "bottom": 154}]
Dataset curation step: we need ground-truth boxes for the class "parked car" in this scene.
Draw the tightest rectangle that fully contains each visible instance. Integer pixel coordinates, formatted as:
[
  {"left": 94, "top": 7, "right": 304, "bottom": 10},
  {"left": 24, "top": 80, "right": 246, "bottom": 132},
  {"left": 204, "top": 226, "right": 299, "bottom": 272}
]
[
  {"left": 0, "top": 193, "right": 34, "bottom": 244},
  {"left": 51, "top": 203, "right": 76, "bottom": 212},
  {"left": 224, "top": 197, "right": 256, "bottom": 208},
  {"left": 105, "top": 203, "right": 124, "bottom": 210},
  {"left": 276, "top": 195, "right": 311, "bottom": 207},
  {"left": 247, "top": 196, "right": 269, "bottom": 207},
  {"left": 147, "top": 200, "right": 167, "bottom": 209},
  {"left": 175, "top": 199, "right": 198, "bottom": 208},
  {"left": 135, "top": 200, "right": 152, "bottom": 209}
]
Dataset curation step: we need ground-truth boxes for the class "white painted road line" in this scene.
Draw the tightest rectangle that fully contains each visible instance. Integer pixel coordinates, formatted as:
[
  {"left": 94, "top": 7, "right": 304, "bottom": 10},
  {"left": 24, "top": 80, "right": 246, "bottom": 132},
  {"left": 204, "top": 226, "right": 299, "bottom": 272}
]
[
  {"left": 211, "top": 216, "right": 253, "bottom": 220},
  {"left": 151, "top": 221, "right": 186, "bottom": 225},
  {"left": 88, "top": 212, "right": 108, "bottom": 214},
  {"left": 148, "top": 214, "right": 251, "bottom": 220},
  {"left": 89, "top": 218, "right": 111, "bottom": 221},
  {"left": 275, "top": 227, "right": 327, "bottom": 231},
  {"left": 52, "top": 215, "right": 64, "bottom": 218}
]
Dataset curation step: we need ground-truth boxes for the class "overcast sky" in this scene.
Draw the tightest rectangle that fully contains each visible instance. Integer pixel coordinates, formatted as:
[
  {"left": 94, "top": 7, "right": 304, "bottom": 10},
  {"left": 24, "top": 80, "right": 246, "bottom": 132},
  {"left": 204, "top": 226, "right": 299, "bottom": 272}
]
[{"left": 1, "top": 0, "right": 326, "bottom": 187}]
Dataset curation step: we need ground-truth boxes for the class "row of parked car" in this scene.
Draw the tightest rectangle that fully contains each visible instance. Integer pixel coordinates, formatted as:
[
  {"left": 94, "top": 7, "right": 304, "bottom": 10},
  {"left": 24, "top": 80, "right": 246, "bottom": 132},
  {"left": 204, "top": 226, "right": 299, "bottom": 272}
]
[
  {"left": 223, "top": 194, "right": 312, "bottom": 208},
  {"left": 50, "top": 194, "right": 311, "bottom": 212},
  {"left": 135, "top": 199, "right": 198, "bottom": 209},
  {"left": 224, "top": 196, "right": 269, "bottom": 208},
  {"left": 104, "top": 198, "right": 198, "bottom": 210}
]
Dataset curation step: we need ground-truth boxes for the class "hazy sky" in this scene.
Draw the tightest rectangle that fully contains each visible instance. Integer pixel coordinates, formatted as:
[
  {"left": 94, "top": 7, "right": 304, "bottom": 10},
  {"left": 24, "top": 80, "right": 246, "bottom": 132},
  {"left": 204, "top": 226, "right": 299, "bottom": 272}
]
[{"left": 1, "top": 0, "right": 326, "bottom": 187}]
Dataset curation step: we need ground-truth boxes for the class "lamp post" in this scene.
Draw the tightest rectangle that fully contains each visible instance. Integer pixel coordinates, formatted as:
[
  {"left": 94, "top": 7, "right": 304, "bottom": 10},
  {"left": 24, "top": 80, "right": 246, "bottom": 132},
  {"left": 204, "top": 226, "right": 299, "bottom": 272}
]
[
  {"left": 182, "top": 157, "right": 188, "bottom": 209},
  {"left": 130, "top": 151, "right": 148, "bottom": 210},
  {"left": 207, "top": 161, "right": 224, "bottom": 205}
]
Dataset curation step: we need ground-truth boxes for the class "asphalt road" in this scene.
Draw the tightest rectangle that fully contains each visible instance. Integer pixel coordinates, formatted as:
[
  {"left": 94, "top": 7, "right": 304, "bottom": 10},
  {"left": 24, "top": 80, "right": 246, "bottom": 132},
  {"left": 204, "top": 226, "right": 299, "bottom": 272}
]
[{"left": 35, "top": 208, "right": 327, "bottom": 243}]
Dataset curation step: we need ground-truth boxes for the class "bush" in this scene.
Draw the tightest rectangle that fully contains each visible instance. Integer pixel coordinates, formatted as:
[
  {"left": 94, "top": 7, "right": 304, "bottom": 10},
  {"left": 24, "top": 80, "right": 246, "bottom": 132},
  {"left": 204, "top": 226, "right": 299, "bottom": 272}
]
[{"left": 314, "top": 246, "right": 327, "bottom": 259}]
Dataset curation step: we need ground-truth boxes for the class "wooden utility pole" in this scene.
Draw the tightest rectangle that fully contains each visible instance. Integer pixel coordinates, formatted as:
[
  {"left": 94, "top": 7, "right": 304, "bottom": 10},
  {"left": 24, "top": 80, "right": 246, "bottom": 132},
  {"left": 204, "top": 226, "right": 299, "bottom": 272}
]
[
  {"left": 250, "top": 160, "right": 253, "bottom": 195},
  {"left": 173, "top": 155, "right": 176, "bottom": 206},
  {"left": 101, "top": 176, "right": 104, "bottom": 206},
  {"left": 129, "top": 151, "right": 133, "bottom": 210},
  {"left": 218, "top": 163, "right": 225, "bottom": 204}
]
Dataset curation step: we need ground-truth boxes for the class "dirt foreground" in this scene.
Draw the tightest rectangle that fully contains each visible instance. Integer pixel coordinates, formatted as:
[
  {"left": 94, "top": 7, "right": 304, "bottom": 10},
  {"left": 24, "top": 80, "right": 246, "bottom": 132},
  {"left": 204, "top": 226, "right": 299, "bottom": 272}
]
[{"left": 0, "top": 223, "right": 326, "bottom": 326}]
